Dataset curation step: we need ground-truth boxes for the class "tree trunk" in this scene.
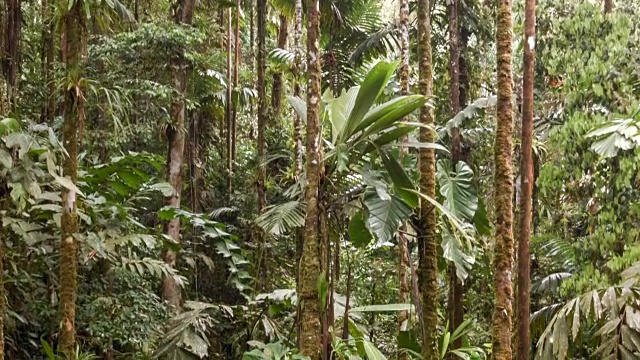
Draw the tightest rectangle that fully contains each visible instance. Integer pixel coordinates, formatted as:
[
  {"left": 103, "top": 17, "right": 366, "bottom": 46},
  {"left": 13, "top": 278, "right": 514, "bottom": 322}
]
[
  {"left": 397, "top": 0, "right": 410, "bottom": 357},
  {"left": 226, "top": 8, "right": 233, "bottom": 195},
  {"left": 3, "top": 0, "right": 20, "bottom": 106},
  {"left": 604, "top": 0, "right": 613, "bottom": 14},
  {"left": 44, "top": 0, "right": 55, "bottom": 123},
  {"left": 447, "top": 0, "right": 464, "bottom": 355},
  {"left": 0, "top": 231, "right": 4, "bottom": 360},
  {"left": 271, "top": 14, "right": 288, "bottom": 118},
  {"left": 232, "top": 0, "right": 240, "bottom": 162},
  {"left": 492, "top": 1, "right": 515, "bottom": 359},
  {"left": 417, "top": 0, "right": 438, "bottom": 358},
  {"left": 298, "top": 0, "right": 323, "bottom": 357},
  {"left": 162, "top": 0, "right": 195, "bottom": 313},
  {"left": 293, "top": 0, "right": 303, "bottom": 180},
  {"left": 516, "top": 0, "right": 536, "bottom": 359},
  {"left": 0, "top": 0, "right": 4, "bottom": 115},
  {"left": 59, "top": 0, "right": 85, "bottom": 355},
  {"left": 257, "top": 0, "right": 267, "bottom": 214}
]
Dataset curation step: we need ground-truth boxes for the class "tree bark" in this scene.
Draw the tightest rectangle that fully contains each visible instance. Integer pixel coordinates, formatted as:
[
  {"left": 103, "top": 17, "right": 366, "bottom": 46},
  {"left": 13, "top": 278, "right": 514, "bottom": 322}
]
[
  {"left": 232, "top": 0, "right": 240, "bottom": 162},
  {"left": 604, "top": 0, "right": 613, "bottom": 14},
  {"left": 271, "top": 14, "right": 288, "bottom": 118},
  {"left": 492, "top": 1, "right": 515, "bottom": 359},
  {"left": 417, "top": 0, "right": 438, "bottom": 358},
  {"left": 293, "top": 0, "right": 303, "bottom": 180},
  {"left": 0, "top": 231, "right": 4, "bottom": 360},
  {"left": 44, "top": 0, "right": 55, "bottom": 123},
  {"left": 257, "top": 0, "right": 267, "bottom": 214},
  {"left": 3, "top": 0, "right": 20, "bottom": 106},
  {"left": 447, "top": 0, "right": 464, "bottom": 355},
  {"left": 59, "top": 0, "right": 85, "bottom": 355},
  {"left": 226, "top": 8, "right": 233, "bottom": 195},
  {"left": 397, "top": 0, "right": 410, "bottom": 357},
  {"left": 516, "top": 0, "right": 536, "bottom": 359},
  {"left": 297, "top": 0, "right": 323, "bottom": 357},
  {"left": 162, "top": 0, "right": 195, "bottom": 313}
]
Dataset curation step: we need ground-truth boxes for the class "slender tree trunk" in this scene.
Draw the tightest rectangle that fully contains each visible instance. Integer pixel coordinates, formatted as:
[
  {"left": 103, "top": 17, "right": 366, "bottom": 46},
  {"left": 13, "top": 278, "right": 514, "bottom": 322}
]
[
  {"left": 417, "top": 0, "right": 438, "bottom": 358},
  {"left": 292, "top": 0, "right": 303, "bottom": 180},
  {"left": 397, "top": 1, "right": 410, "bottom": 357},
  {"left": 162, "top": 0, "right": 195, "bottom": 313},
  {"left": 0, "top": 230, "right": 4, "bottom": 360},
  {"left": 226, "top": 8, "right": 233, "bottom": 195},
  {"left": 271, "top": 15, "right": 288, "bottom": 118},
  {"left": 298, "top": 0, "right": 323, "bottom": 357},
  {"left": 45, "top": 0, "right": 55, "bottom": 123},
  {"left": 447, "top": 0, "right": 464, "bottom": 355},
  {"left": 3, "top": 0, "right": 20, "bottom": 106},
  {"left": 492, "top": 1, "right": 515, "bottom": 359},
  {"left": 59, "top": 0, "right": 85, "bottom": 355},
  {"left": 232, "top": 0, "right": 240, "bottom": 162},
  {"left": 342, "top": 254, "right": 352, "bottom": 340},
  {"left": 0, "top": 3, "right": 5, "bottom": 117},
  {"left": 256, "top": 0, "right": 266, "bottom": 213},
  {"left": 516, "top": 0, "right": 536, "bottom": 359},
  {"left": 604, "top": 0, "right": 613, "bottom": 14}
]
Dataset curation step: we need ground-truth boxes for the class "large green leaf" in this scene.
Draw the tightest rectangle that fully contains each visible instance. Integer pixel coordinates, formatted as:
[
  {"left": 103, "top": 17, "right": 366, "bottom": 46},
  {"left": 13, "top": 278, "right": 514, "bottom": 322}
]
[
  {"left": 363, "top": 190, "right": 412, "bottom": 245},
  {"left": 324, "top": 87, "right": 359, "bottom": 143},
  {"left": 441, "top": 227, "right": 475, "bottom": 282},
  {"left": 436, "top": 160, "right": 478, "bottom": 222},
  {"left": 380, "top": 149, "right": 418, "bottom": 208},
  {"left": 340, "top": 61, "right": 398, "bottom": 142},
  {"left": 286, "top": 95, "right": 307, "bottom": 121},
  {"left": 348, "top": 210, "right": 373, "bottom": 248},
  {"left": 357, "top": 95, "right": 426, "bottom": 141}
]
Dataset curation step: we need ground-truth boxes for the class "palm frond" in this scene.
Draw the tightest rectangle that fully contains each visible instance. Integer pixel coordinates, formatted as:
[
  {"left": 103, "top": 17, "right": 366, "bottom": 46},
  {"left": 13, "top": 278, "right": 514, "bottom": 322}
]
[{"left": 255, "top": 201, "right": 305, "bottom": 236}]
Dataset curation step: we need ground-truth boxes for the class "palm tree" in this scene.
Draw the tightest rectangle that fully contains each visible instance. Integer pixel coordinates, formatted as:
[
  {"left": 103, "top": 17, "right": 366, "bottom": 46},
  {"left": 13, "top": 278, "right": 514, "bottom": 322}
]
[
  {"left": 162, "top": 0, "right": 196, "bottom": 313},
  {"left": 447, "top": 0, "right": 464, "bottom": 356},
  {"left": 298, "top": 0, "right": 324, "bottom": 357},
  {"left": 59, "top": 0, "right": 86, "bottom": 355},
  {"left": 516, "top": 0, "right": 536, "bottom": 359},
  {"left": 417, "top": 0, "right": 438, "bottom": 357},
  {"left": 492, "top": 0, "right": 515, "bottom": 359},
  {"left": 397, "top": 0, "right": 410, "bottom": 356}
]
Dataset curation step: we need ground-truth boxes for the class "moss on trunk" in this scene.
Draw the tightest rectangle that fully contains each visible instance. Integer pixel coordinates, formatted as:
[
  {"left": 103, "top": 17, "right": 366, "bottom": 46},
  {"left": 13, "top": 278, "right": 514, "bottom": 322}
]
[
  {"left": 492, "top": 1, "right": 515, "bottom": 359},
  {"left": 297, "top": 0, "right": 324, "bottom": 357}
]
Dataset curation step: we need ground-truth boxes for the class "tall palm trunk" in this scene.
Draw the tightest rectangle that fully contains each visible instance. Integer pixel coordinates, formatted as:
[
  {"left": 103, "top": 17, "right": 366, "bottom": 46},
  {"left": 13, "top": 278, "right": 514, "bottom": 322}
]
[
  {"left": 292, "top": 0, "right": 303, "bottom": 181},
  {"left": 162, "top": 0, "right": 195, "bottom": 313},
  {"left": 271, "top": 14, "right": 288, "bottom": 117},
  {"left": 44, "top": 0, "right": 55, "bottom": 123},
  {"left": 447, "top": 0, "right": 464, "bottom": 355},
  {"left": 397, "top": 0, "right": 410, "bottom": 355},
  {"left": 298, "top": 0, "right": 323, "bottom": 357},
  {"left": 516, "top": 0, "right": 536, "bottom": 359},
  {"left": 257, "top": 0, "right": 267, "bottom": 213},
  {"left": 492, "top": 1, "right": 515, "bottom": 359},
  {"left": 417, "top": 0, "right": 438, "bottom": 358},
  {"left": 604, "top": 0, "right": 613, "bottom": 14},
  {"left": 226, "top": 9, "right": 233, "bottom": 195},
  {"left": 232, "top": 0, "right": 240, "bottom": 162},
  {"left": 59, "top": 0, "right": 85, "bottom": 355}
]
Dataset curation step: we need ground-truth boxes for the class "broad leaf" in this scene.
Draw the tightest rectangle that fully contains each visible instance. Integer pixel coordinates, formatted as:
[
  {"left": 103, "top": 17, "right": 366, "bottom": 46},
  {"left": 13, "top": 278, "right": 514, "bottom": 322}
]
[
  {"left": 350, "top": 303, "right": 414, "bottom": 312},
  {"left": 379, "top": 149, "right": 418, "bottom": 207},
  {"left": 341, "top": 61, "right": 398, "bottom": 142},
  {"left": 363, "top": 190, "right": 412, "bottom": 245},
  {"left": 348, "top": 210, "right": 373, "bottom": 248},
  {"left": 436, "top": 160, "right": 478, "bottom": 222},
  {"left": 441, "top": 227, "right": 475, "bottom": 281}
]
